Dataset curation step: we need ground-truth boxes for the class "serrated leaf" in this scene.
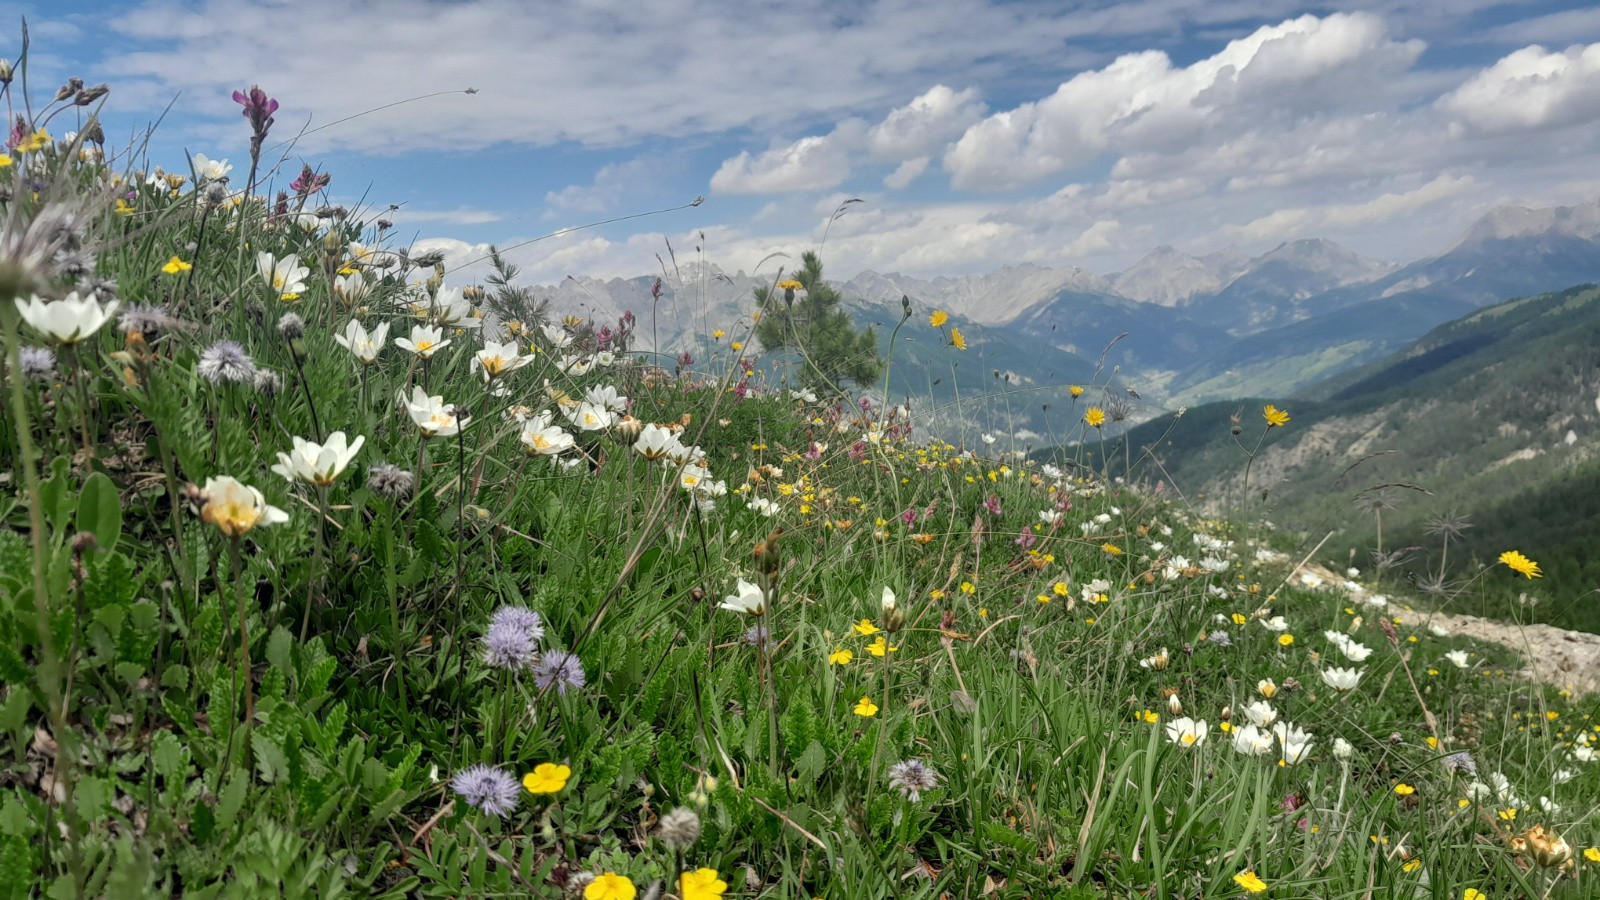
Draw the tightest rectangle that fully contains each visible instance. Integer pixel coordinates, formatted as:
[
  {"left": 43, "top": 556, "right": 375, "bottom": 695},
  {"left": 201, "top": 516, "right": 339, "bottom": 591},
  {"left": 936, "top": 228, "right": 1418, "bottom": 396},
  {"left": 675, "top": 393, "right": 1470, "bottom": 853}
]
[
  {"left": 252, "top": 733, "right": 290, "bottom": 784},
  {"left": 265, "top": 627, "right": 293, "bottom": 673},
  {"left": 214, "top": 775, "right": 246, "bottom": 831},
  {"left": 150, "top": 730, "right": 189, "bottom": 783},
  {"left": 74, "top": 472, "right": 121, "bottom": 555},
  {"left": 0, "top": 834, "right": 37, "bottom": 900}
]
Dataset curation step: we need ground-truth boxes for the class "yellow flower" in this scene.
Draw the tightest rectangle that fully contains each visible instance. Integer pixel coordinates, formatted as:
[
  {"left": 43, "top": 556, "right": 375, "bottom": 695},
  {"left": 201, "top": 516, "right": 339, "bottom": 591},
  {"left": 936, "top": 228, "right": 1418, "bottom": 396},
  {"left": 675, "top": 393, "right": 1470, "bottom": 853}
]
[
  {"left": 929, "top": 310, "right": 949, "bottom": 327},
  {"left": 1233, "top": 871, "right": 1268, "bottom": 893},
  {"left": 1394, "top": 783, "right": 1415, "bottom": 796},
  {"left": 1425, "top": 736, "right": 1438, "bottom": 749},
  {"left": 679, "top": 868, "right": 728, "bottom": 900},
  {"left": 1278, "top": 634, "right": 1294, "bottom": 647},
  {"left": 161, "top": 256, "right": 193, "bottom": 275},
  {"left": 1085, "top": 407, "right": 1106, "bottom": 427},
  {"left": 1584, "top": 847, "right": 1600, "bottom": 863},
  {"left": 1498, "top": 550, "right": 1542, "bottom": 579},
  {"left": 114, "top": 198, "right": 135, "bottom": 215},
  {"left": 730, "top": 341, "right": 743, "bottom": 351},
  {"left": 1069, "top": 385, "right": 1084, "bottom": 397},
  {"left": 15, "top": 128, "right": 49, "bottom": 153},
  {"left": 1257, "top": 679, "right": 1277, "bottom": 699},
  {"left": 866, "top": 635, "right": 897, "bottom": 657},
  {"left": 1232, "top": 612, "right": 1248, "bottom": 625},
  {"left": 585, "top": 872, "right": 636, "bottom": 900},
  {"left": 949, "top": 326, "right": 967, "bottom": 350},
  {"left": 1263, "top": 404, "right": 1291, "bottom": 427},
  {"left": 854, "top": 696, "right": 879, "bottom": 717},
  {"left": 522, "top": 763, "right": 572, "bottom": 795},
  {"left": 1463, "top": 891, "right": 1486, "bottom": 900},
  {"left": 711, "top": 329, "right": 725, "bottom": 339},
  {"left": 853, "top": 618, "right": 880, "bottom": 636},
  {"left": 776, "top": 279, "right": 804, "bottom": 292},
  {"left": 0, "top": 154, "right": 11, "bottom": 168},
  {"left": 1101, "top": 542, "right": 1122, "bottom": 556},
  {"left": 829, "top": 647, "right": 853, "bottom": 665},
  {"left": 1402, "top": 858, "right": 1421, "bottom": 872}
]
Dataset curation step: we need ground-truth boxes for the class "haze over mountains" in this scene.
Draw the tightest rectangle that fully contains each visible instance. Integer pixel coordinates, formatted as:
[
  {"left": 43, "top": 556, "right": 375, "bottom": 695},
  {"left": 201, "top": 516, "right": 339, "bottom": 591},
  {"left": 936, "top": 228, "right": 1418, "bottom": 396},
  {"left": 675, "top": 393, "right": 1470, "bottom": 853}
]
[{"left": 533, "top": 197, "right": 1600, "bottom": 425}]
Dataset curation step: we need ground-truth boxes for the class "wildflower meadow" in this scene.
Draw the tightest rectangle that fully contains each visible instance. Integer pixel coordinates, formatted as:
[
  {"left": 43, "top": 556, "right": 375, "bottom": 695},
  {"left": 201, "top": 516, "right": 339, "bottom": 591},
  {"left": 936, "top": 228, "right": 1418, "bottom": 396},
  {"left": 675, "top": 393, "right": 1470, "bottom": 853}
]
[{"left": 2, "top": 47, "right": 1599, "bottom": 900}]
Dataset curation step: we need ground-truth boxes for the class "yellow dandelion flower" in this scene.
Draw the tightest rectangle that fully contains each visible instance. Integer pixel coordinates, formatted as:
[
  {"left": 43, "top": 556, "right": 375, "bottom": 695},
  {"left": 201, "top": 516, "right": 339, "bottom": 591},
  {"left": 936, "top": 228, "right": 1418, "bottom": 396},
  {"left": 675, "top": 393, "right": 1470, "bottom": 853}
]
[
  {"left": 585, "top": 872, "right": 636, "bottom": 900},
  {"left": 950, "top": 326, "right": 967, "bottom": 350},
  {"left": 1069, "top": 385, "right": 1084, "bottom": 397},
  {"left": 730, "top": 341, "right": 743, "bottom": 351},
  {"left": 1085, "top": 407, "right": 1106, "bottom": 427},
  {"left": 776, "top": 279, "right": 804, "bottom": 292},
  {"left": 1233, "top": 871, "right": 1268, "bottom": 893},
  {"left": 712, "top": 329, "right": 725, "bottom": 339},
  {"left": 1498, "top": 550, "right": 1541, "bottom": 579},
  {"left": 929, "top": 310, "right": 949, "bottom": 327},
  {"left": 1263, "top": 404, "right": 1291, "bottom": 427},
  {"left": 522, "top": 763, "right": 572, "bottom": 795}
]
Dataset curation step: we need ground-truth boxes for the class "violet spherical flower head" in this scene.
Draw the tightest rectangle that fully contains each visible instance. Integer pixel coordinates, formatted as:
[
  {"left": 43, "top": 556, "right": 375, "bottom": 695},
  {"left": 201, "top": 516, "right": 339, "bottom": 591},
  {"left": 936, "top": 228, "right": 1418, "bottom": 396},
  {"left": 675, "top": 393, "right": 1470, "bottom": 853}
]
[
  {"left": 450, "top": 764, "right": 521, "bottom": 818},
  {"left": 488, "top": 605, "right": 545, "bottom": 644},
  {"left": 886, "top": 759, "right": 939, "bottom": 802},
  {"left": 532, "top": 648, "right": 586, "bottom": 695},
  {"left": 481, "top": 619, "right": 536, "bottom": 670},
  {"left": 16, "top": 346, "right": 55, "bottom": 382},
  {"left": 197, "top": 340, "right": 257, "bottom": 385}
]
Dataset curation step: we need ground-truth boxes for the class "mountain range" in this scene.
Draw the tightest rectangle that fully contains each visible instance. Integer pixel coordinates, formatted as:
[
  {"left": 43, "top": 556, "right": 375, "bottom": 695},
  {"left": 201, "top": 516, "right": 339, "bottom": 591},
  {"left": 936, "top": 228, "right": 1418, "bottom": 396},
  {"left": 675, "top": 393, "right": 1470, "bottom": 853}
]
[{"left": 528, "top": 197, "right": 1600, "bottom": 435}]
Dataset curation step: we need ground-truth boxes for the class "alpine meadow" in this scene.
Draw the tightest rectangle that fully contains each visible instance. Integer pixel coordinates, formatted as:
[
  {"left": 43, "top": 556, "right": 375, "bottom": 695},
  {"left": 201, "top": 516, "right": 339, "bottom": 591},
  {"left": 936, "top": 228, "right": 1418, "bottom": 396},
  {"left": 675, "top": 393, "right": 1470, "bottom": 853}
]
[{"left": 6, "top": 6, "right": 1600, "bottom": 900}]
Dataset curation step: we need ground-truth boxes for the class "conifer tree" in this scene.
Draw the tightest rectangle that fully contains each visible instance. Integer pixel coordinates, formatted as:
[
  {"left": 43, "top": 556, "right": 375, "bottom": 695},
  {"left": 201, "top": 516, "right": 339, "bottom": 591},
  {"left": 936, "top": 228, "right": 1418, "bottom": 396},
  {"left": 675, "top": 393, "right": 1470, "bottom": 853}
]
[{"left": 753, "top": 251, "right": 881, "bottom": 395}]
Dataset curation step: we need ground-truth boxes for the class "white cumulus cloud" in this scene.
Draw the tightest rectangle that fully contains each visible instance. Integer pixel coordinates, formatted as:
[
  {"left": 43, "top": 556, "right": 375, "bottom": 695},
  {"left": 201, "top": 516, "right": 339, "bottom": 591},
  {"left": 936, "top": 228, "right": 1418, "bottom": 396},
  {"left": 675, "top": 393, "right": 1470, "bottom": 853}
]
[{"left": 1440, "top": 42, "right": 1600, "bottom": 133}]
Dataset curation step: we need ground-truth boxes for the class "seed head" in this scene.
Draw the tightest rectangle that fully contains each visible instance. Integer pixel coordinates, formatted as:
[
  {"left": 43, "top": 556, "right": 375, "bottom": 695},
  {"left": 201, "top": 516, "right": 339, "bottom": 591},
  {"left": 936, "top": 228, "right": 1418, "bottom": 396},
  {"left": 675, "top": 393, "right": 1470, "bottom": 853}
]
[
  {"left": 656, "top": 806, "right": 702, "bottom": 850},
  {"left": 366, "top": 463, "right": 415, "bottom": 500}
]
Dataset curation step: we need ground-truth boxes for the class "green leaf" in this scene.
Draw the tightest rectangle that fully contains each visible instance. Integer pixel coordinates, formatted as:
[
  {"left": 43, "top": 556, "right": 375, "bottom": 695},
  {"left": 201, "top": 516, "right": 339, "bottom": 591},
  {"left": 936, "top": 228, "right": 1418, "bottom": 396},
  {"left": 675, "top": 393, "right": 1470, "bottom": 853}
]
[
  {"left": 0, "top": 834, "right": 37, "bottom": 900},
  {"left": 37, "top": 456, "right": 71, "bottom": 534},
  {"left": 74, "top": 472, "right": 122, "bottom": 555},
  {"left": 150, "top": 730, "right": 189, "bottom": 783},
  {"left": 214, "top": 775, "right": 247, "bottom": 831},
  {"left": 252, "top": 733, "right": 290, "bottom": 784},
  {"left": 265, "top": 627, "right": 293, "bottom": 673}
]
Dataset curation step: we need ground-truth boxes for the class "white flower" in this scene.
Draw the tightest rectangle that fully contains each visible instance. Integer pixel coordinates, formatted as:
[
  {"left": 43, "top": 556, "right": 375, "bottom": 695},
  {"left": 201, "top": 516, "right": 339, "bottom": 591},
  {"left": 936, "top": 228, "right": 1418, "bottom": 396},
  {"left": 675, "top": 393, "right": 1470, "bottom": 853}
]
[
  {"left": 256, "top": 252, "right": 308, "bottom": 300},
  {"left": 396, "top": 324, "right": 450, "bottom": 359},
  {"left": 747, "top": 497, "right": 779, "bottom": 517},
  {"left": 474, "top": 340, "right": 529, "bottom": 378},
  {"left": 1241, "top": 701, "right": 1278, "bottom": 728},
  {"left": 1332, "top": 737, "right": 1354, "bottom": 759},
  {"left": 633, "top": 424, "right": 681, "bottom": 461},
  {"left": 333, "top": 272, "right": 371, "bottom": 307},
  {"left": 519, "top": 412, "right": 575, "bottom": 456},
  {"left": 1260, "top": 616, "right": 1289, "bottom": 633},
  {"left": 1038, "top": 509, "right": 1061, "bottom": 525},
  {"left": 1231, "top": 723, "right": 1275, "bottom": 756},
  {"left": 789, "top": 389, "right": 817, "bottom": 403},
  {"left": 592, "top": 350, "right": 617, "bottom": 367},
  {"left": 1340, "top": 641, "right": 1373, "bottom": 663},
  {"left": 334, "top": 319, "right": 388, "bottom": 364},
  {"left": 720, "top": 578, "right": 765, "bottom": 615},
  {"left": 198, "top": 476, "right": 289, "bottom": 538},
  {"left": 980, "top": 433, "right": 996, "bottom": 445},
  {"left": 1138, "top": 648, "right": 1169, "bottom": 670},
  {"left": 190, "top": 153, "right": 232, "bottom": 182},
  {"left": 559, "top": 353, "right": 593, "bottom": 375},
  {"left": 1041, "top": 464, "right": 1062, "bottom": 479},
  {"left": 1539, "top": 796, "right": 1562, "bottom": 815},
  {"left": 1572, "top": 745, "right": 1597, "bottom": 763},
  {"left": 15, "top": 291, "right": 120, "bottom": 344},
  {"left": 1298, "top": 572, "right": 1323, "bottom": 588},
  {"left": 1274, "top": 722, "right": 1314, "bottom": 764},
  {"left": 1445, "top": 649, "right": 1471, "bottom": 669},
  {"left": 428, "top": 286, "right": 482, "bottom": 330},
  {"left": 405, "top": 385, "right": 465, "bottom": 437},
  {"left": 564, "top": 400, "right": 614, "bottom": 432},
  {"left": 584, "top": 384, "right": 628, "bottom": 414},
  {"left": 1320, "top": 667, "right": 1363, "bottom": 692},
  {"left": 540, "top": 323, "right": 572, "bottom": 348},
  {"left": 271, "top": 431, "right": 364, "bottom": 485},
  {"left": 1429, "top": 623, "right": 1451, "bottom": 637},
  {"left": 1165, "top": 717, "right": 1208, "bottom": 748},
  {"left": 880, "top": 587, "right": 897, "bottom": 612}
]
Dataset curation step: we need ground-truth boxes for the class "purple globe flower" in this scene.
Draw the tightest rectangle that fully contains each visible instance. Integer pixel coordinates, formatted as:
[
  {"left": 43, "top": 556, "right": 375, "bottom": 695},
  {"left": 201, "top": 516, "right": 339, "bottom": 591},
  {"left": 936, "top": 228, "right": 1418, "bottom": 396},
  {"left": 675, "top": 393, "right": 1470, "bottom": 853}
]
[
  {"left": 482, "top": 619, "right": 536, "bottom": 670},
  {"left": 450, "top": 764, "right": 520, "bottom": 817},
  {"left": 489, "top": 605, "right": 545, "bottom": 643},
  {"left": 532, "top": 648, "right": 586, "bottom": 695}
]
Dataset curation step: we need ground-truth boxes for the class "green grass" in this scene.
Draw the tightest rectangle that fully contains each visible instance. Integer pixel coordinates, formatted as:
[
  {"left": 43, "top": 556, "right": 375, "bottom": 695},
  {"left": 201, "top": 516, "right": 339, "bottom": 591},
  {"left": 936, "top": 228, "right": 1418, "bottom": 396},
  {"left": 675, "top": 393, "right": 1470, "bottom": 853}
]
[{"left": 1, "top": 75, "right": 1599, "bottom": 899}]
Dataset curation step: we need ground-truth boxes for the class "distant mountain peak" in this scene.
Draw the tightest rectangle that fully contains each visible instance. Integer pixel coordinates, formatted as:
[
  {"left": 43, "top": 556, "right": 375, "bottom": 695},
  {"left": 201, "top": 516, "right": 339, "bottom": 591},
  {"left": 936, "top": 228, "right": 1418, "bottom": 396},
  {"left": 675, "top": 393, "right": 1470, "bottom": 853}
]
[
  {"left": 1451, "top": 198, "right": 1600, "bottom": 249},
  {"left": 1113, "top": 245, "right": 1241, "bottom": 307}
]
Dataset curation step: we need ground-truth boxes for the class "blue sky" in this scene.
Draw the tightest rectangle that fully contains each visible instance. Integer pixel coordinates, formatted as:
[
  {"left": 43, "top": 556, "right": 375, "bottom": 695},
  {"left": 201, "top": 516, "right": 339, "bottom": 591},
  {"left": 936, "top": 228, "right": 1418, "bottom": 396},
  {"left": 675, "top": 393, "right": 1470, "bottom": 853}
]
[{"left": 19, "top": 0, "right": 1600, "bottom": 283}]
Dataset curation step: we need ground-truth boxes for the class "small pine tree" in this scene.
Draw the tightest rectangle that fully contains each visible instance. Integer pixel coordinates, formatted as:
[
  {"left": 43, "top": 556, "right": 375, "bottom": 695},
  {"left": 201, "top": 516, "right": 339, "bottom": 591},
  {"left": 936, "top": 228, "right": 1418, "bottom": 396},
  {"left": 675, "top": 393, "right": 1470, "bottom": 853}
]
[{"left": 753, "top": 251, "right": 881, "bottom": 395}]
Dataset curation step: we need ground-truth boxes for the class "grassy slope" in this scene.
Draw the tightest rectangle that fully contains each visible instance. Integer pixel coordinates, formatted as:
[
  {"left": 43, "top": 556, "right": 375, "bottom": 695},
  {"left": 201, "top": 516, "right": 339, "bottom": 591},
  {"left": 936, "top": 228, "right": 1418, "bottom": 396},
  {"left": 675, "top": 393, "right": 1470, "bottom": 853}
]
[{"left": 1097, "top": 284, "right": 1600, "bottom": 632}]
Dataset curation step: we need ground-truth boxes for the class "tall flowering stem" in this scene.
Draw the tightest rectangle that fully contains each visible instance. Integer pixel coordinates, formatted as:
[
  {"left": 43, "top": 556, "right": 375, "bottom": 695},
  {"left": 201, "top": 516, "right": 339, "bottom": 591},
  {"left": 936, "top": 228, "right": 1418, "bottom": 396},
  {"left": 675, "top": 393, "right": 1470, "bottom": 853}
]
[{"left": 232, "top": 85, "right": 277, "bottom": 198}]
